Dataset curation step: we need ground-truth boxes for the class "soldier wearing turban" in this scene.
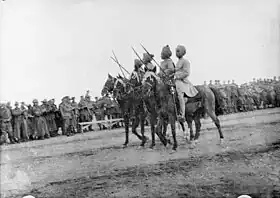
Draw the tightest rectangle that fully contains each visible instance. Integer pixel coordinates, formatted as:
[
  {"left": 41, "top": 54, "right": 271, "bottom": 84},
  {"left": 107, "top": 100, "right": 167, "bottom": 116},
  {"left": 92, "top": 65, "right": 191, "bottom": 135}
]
[
  {"left": 159, "top": 45, "right": 175, "bottom": 77},
  {"left": 173, "top": 45, "right": 198, "bottom": 122}
]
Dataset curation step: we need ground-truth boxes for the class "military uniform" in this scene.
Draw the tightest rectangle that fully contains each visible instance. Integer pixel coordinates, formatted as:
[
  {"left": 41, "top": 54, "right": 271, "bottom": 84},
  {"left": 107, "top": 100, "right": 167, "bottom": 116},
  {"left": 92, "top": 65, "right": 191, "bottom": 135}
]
[
  {"left": 174, "top": 45, "right": 198, "bottom": 120},
  {"left": 71, "top": 97, "right": 79, "bottom": 133},
  {"left": 142, "top": 53, "right": 156, "bottom": 73},
  {"left": 130, "top": 59, "right": 145, "bottom": 84},
  {"left": 20, "top": 103, "right": 29, "bottom": 140},
  {"left": 12, "top": 102, "right": 28, "bottom": 142},
  {"left": 60, "top": 96, "right": 74, "bottom": 136},
  {"left": 31, "top": 99, "right": 50, "bottom": 139},
  {"left": 79, "top": 96, "right": 92, "bottom": 123},
  {"left": 45, "top": 100, "right": 58, "bottom": 136},
  {"left": 0, "top": 104, "right": 14, "bottom": 144}
]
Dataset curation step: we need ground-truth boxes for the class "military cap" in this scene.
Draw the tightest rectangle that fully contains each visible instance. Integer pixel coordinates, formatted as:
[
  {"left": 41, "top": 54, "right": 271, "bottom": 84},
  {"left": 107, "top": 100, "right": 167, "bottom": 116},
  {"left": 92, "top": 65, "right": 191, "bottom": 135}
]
[
  {"left": 134, "top": 59, "right": 143, "bottom": 67},
  {"left": 32, "top": 99, "right": 38, "bottom": 103},
  {"left": 42, "top": 99, "right": 48, "bottom": 103},
  {"left": 71, "top": 97, "right": 75, "bottom": 100},
  {"left": 142, "top": 53, "right": 154, "bottom": 64},
  {"left": 15, "top": 101, "right": 19, "bottom": 105}
]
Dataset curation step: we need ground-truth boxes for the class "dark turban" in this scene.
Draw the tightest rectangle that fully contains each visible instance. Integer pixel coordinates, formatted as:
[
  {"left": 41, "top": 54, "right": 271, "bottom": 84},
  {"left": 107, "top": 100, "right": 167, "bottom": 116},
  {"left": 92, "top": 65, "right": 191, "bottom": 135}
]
[{"left": 161, "top": 45, "right": 172, "bottom": 59}]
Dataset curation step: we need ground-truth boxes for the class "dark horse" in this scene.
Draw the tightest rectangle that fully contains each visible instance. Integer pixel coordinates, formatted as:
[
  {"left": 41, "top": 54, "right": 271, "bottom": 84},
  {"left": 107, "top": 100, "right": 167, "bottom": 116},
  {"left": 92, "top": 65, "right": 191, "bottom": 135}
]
[
  {"left": 101, "top": 74, "right": 147, "bottom": 147},
  {"left": 141, "top": 72, "right": 188, "bottom": 150},
  {"left": 142, "top": 73, "right": 224, "bottom": 151}
]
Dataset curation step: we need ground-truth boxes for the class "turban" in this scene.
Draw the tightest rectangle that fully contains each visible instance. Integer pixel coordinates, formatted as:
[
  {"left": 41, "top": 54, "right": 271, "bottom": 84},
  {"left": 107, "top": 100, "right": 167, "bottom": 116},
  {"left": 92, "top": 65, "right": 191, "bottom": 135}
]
[
  {"left": 142, "top": 53, "right": 154, "bottom": 64},
  {"left": 176, "top": 45, "right": 186, "bottom": 57},
  {"left": 134, "top": 59, "right": 143, "bottom": 68},
  {"left": 161, "top": 45, "right": 172, "bottom": 59}
]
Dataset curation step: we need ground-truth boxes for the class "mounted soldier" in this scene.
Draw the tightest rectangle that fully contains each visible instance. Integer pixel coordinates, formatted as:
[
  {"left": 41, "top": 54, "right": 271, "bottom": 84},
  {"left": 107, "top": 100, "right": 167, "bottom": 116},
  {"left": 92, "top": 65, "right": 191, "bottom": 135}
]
[
  {"left": 172, "top": 45, "right": 199, "bottom": 122},
  {"left": 130, "top": 59, "right": 145, "bottom": 84},
  {"left": 143, "top": 53, "right": 156, "bottom": 73}
]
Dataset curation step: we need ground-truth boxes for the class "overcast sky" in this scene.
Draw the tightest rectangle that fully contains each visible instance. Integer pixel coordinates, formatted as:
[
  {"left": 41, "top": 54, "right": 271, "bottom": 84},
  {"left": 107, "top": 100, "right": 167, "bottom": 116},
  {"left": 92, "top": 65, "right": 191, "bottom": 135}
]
[{"left": 0, "top": 0, "right": 280, "bottom": 104}]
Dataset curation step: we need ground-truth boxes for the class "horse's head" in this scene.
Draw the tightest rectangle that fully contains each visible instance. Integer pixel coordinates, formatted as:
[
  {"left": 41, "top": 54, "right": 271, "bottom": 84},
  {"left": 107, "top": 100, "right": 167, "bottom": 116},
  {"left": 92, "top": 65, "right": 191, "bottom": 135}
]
[
  {"left": 111, "top": 75, "right": 127, "bottom": 100},
  {"left": 101, "top": 73, "right": 117, "bottom": 97},
  {"left": 141, "top": 72, "right": 159, "bottom": 98}
]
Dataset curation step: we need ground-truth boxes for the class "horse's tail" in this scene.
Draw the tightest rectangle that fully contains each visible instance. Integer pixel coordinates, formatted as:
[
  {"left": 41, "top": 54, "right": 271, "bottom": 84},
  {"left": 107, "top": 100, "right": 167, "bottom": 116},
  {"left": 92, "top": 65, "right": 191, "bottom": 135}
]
[{"left": 209, "top": 87, "right": 223, "bottom": 116}]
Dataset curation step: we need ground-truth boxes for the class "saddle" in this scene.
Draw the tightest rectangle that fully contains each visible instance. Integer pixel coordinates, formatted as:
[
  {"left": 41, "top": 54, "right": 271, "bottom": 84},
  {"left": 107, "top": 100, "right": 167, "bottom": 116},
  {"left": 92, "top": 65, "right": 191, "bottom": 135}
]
[{"left": 184, "top": 91, "right": 202, "bottom": 103}]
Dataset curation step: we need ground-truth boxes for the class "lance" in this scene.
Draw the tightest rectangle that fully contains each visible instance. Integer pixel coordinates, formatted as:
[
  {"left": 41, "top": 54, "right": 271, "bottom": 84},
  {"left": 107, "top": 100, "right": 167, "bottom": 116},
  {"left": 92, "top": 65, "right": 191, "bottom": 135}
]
[
  {"left": 131, "top": 46, "right": 146, "bottom": 66},
  {"left": 112, "top": 50, "right": 130, "bottom": 75},
  {"left": 110, "top": 56, "right": 126, "bottom": 78}
]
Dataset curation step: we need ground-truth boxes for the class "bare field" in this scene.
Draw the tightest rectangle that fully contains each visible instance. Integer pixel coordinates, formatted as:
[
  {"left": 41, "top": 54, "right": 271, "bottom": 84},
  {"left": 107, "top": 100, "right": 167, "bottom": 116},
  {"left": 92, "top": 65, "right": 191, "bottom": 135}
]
[{"left": 1, "top": 108, "right": 280, "bottom": 198}]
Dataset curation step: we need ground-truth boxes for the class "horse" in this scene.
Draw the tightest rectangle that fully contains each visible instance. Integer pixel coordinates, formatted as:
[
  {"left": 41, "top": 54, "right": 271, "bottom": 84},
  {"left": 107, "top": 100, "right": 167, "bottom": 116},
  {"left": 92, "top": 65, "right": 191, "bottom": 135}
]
[
  {"left": 142, "top": 73, "right": 224, "bottom": 151},
  {"left": 101, "top": 74, "right": 148, "bottom": 147}
]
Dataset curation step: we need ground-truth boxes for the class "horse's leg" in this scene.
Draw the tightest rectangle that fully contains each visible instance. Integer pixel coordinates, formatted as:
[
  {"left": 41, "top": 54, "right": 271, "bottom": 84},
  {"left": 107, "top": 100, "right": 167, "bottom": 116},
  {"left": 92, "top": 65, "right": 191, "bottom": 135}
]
[
  {"left": 123, "top": 115, "right": 129, "bottom": 147},
  {"left": 140, "top": 113, "right": 147, "bottom": 147},
  {"left": 149, "top": 115, "right": 156, "bottom": 149},
  {"left": 186, "top": 117, "right": 194, "bottom": 141},
  {"left": 206, "top": 109, "right": 224, "bottom": 143},
  {"left": 194, "top": 115, "right": 201, "bottom": 140},
  {"left": 169, "top": 115, "right": 177, "bottom": 151},
  {"left": 155, "top": 115, "right": 168, "bottom": 147},
  {"left": 131, "top": 115, "right": 143, "bottom": 141}
]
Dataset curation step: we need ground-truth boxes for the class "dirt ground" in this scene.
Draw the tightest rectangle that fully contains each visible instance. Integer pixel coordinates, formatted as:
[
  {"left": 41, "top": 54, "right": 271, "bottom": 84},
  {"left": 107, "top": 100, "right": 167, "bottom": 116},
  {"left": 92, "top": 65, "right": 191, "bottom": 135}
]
[{"left": 1, "top": 108, "right": 280, "bottom": 198}]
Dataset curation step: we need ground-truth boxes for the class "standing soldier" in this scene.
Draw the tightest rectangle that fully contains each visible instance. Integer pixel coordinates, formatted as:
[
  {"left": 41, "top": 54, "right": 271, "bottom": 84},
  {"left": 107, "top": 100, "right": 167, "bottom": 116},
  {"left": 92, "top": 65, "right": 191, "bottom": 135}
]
[
  {"left": 0, "top": 103, "right": 15, "bottom": 144},
  {"left": 20, "top": 102, "right": 29, "bottom": 141},
  {"left": 71, "top": 97, "right": 79, "bottom": 133},
  {"left": 31, "top": 99, "right": 50, "bottom": 140},
  {"left": 12, "top": 102, "right": 24, "bottom": 142},
  {"left": 46, "top": 100, "right": 58, "bottom": 137},
  {"left": 60, "top": 96, "right": 74, "bottom": 136}
]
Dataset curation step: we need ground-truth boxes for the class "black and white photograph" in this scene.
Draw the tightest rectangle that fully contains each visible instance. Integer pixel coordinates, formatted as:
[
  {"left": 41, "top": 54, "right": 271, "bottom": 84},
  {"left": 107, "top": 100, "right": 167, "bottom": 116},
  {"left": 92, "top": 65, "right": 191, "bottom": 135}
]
[{"left": 0, "top": 0, "right": 280, "bottom": 197}]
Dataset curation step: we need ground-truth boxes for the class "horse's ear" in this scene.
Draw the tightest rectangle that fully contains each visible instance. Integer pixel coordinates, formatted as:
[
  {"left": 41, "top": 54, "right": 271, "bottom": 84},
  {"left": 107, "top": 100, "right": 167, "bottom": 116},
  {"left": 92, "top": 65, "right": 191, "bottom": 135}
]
[{"left": 108, "top": 73, "right": 113, "bottom": 79}]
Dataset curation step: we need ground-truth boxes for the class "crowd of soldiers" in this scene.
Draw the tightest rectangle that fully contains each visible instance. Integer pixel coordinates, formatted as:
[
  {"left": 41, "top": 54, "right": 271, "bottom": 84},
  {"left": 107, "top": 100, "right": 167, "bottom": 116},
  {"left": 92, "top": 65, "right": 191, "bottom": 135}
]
[
  {"left": 203, "top": 76, "right": 280, "bottom": 114},
  {"left": 1, "top": 76, "right": 280, "bottom": 145},
  {"left": 0, "top": 91, "right": 107, "bottom": 145}
]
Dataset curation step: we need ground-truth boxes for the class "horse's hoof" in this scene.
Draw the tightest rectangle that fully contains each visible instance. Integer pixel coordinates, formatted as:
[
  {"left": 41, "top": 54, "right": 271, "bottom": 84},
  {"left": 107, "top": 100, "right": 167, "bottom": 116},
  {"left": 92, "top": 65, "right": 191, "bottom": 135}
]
[
  {"left": 137, "top": 145, "right": 144, "bottom": 150},
  {"left": 122, "top": 144, "right": 128, "bottom": 148},
  {"left": 218, "top": 138, "right": 224, "bottom": 145},
  {"left": 149, "top": 145, "right": 155, "bottom": 149},
  {"left": 170, "top": 148, "right": 177, "bottom": 154}
]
